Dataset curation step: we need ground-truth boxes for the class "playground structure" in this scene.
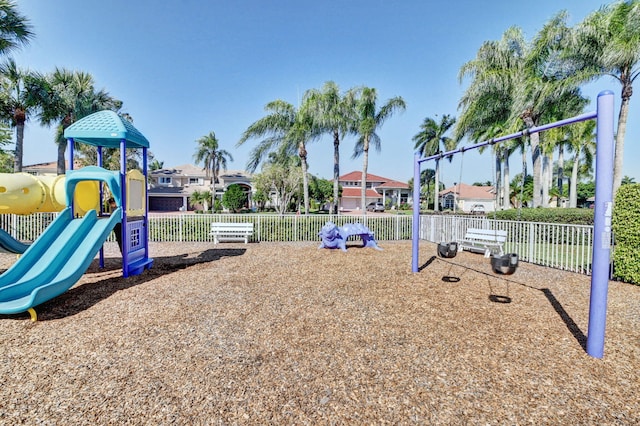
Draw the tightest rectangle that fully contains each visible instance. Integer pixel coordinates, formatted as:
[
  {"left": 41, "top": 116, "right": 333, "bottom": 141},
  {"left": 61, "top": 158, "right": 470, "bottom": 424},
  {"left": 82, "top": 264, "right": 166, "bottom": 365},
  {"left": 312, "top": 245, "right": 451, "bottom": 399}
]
[
  {"left": 0, "top": 110, "right": 153, "bottom": 320},
  {"left": 318, "top": 221, "right": 382, "bottom": 252},
  {"left": 412, "top": 90, "right": 615, "bottom": 359}
]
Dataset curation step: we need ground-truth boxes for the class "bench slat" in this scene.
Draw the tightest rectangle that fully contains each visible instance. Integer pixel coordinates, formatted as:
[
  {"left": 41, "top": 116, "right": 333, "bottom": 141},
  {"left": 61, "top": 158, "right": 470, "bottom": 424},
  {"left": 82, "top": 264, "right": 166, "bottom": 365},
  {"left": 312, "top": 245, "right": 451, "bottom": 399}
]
[
  {"left": 210, "top": 222, "right": 254, "bottom": 244},
  {"left": 457, "top": 228, "right": 506, "bottom": 257}
]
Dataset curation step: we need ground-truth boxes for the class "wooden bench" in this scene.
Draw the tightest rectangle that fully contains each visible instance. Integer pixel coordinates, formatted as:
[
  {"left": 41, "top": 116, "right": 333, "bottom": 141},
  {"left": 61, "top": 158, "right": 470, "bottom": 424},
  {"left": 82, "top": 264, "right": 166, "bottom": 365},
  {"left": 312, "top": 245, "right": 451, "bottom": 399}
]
[
  {"left": 457, "top": 228, "right": 507, "bottom": 257},
  {"left": 210, "top": 222, "right": 254, "bottom": 244}
]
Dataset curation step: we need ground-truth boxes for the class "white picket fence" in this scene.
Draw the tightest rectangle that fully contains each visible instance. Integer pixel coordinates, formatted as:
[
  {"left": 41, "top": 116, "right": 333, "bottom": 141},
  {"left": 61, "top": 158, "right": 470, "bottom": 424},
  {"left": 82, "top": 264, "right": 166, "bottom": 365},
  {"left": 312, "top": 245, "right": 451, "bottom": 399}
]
[
  {"left": 1, "top": 212, "right": 594, "bottom": 275},
  {"left": 418, "top": 215, "right": 594, "bottom": 275}
]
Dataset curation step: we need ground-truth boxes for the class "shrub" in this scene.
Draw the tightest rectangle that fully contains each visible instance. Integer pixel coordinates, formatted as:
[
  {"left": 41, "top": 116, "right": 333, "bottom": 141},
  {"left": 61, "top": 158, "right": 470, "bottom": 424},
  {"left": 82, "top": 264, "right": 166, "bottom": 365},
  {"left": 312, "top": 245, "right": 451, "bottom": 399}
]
[
  {"left": 612, "top": 184, "right": 640, "bottom": 285},
  {"left": 494, "top": 208, "right": 594, "bottom": 225},
  {"left": 222, "top": 184, "right": 248, "bottom": 212}
]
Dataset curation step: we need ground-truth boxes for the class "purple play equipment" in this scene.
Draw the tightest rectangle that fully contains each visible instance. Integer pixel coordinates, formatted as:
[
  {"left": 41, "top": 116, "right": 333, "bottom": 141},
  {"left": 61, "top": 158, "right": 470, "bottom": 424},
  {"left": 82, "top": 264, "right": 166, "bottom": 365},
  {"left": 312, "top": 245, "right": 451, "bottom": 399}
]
[
  {"left": 412, "top": 91, "right": 615, "bottom": 359},
  {"left": 318, "top": 221, "right": 382, "bottom": 252},
  {"left": 65, "top": 111, "right": 154, "bottom": 278}
]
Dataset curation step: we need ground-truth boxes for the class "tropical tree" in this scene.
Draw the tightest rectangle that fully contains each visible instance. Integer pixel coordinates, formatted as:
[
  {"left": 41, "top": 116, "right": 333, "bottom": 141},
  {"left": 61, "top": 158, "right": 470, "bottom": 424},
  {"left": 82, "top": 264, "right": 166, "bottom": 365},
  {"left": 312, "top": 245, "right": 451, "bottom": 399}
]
[
  {"left": 352, "top": 87, "right": 406, "bottom": 213},
  {"left": 26, "top": 68, "right": 122, "bottom": 174},
  {"left": 560, "top": 120, "right": 596, "bottom": 208},
  {"left": 303, "top": 81, "right": 357, "bottom": 214},
  {"left": 458, "top": 14, "right": 587, "bottom": 208},
  {"left": 0, "top": 1, "right": 33, "bottom": 58},
  {"left": 237, "top": 99, "right": 317, "bottom": 214},
  {"left": 221, "top": 185, "right": 247, "bottom": 213},
  {"left": 252, "top": 157, "right": 303, "bottom": 215},
  {"left": 510, "top": 173, "right": 533, "bottom": 209},
  {"left": 0, "top": 58, "right": 34, "bottom": 171},
  {"left": 308, "top": 175, "right": 334, "bottom": 211},
  {"left": 413, "top": 115, "right": 457, "bottom": 212},
  {"left": 568, "top": 0, "right": 640, "bottom": 194},
  {"left": 193, "top": 131, "right": 233, "bottom": 195},
  {"left": 149, "top": 158, "right": 164, "bottom": 171},
  {"left": 457, "top": 28, "right": 523, "bottom": 212},
  {"left": 621, "top": 176, "right": 636, "bottom": 185},
  {"left": 190, "top": 190, "right": 212, "bottom": 212}
]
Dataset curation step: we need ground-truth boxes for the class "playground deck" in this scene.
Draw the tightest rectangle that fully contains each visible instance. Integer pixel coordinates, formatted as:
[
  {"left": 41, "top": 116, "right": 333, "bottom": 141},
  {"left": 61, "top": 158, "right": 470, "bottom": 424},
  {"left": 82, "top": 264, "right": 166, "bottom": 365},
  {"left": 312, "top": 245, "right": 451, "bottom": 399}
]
[{"left": 0, "top": 241, "right": 638, "bottom": 424}]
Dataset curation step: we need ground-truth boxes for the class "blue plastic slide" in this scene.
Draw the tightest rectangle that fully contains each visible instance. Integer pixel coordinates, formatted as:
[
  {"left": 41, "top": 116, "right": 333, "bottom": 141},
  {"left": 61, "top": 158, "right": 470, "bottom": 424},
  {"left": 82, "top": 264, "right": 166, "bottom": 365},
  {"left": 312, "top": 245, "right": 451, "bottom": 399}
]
[
  {"left": 0, "top": 207, "right": 121, "bottom": 316},
  {"left": 0, "top": 228, "right": 30, "bottom": 254}
]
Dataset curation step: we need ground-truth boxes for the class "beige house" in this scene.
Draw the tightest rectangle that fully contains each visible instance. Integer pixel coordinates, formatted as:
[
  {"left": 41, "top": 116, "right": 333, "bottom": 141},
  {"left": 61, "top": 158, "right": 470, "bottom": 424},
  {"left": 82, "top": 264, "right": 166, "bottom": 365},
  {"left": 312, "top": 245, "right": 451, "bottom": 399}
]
[
  {"left": 439, "top": 182, "right": 496, "bottom": 213},
  {"left": 22, "top": 161, "right": 82, "bottom": 176},
  {"left": 148, "top": 164, "right": 253, "bottom": 211}
]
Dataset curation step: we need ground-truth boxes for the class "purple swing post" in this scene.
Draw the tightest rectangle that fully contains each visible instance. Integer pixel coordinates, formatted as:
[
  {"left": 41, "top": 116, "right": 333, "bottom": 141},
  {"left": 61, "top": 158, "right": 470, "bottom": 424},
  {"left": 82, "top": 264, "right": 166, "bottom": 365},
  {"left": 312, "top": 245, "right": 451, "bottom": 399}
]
[
  {"left": 411, "top": 90, "right": 615, "bottom": 359},
  {"left": 587, "top": 90, "right": 615, "bottom": 358}
]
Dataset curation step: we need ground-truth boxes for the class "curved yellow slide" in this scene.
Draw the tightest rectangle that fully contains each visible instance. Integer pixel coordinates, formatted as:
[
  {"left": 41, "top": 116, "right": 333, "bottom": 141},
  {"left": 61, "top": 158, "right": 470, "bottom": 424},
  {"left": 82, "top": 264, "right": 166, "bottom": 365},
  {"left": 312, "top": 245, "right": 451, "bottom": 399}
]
[{"left": 0, "top": 173, "right": 100, "bottom": 215}]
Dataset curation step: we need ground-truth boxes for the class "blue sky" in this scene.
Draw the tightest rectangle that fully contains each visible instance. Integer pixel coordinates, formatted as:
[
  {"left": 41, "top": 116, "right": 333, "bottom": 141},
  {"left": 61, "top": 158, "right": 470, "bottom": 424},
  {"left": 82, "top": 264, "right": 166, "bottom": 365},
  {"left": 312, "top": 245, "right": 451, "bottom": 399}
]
[{"left": 11, "top": 0, "right": 638, "bottom": 186}]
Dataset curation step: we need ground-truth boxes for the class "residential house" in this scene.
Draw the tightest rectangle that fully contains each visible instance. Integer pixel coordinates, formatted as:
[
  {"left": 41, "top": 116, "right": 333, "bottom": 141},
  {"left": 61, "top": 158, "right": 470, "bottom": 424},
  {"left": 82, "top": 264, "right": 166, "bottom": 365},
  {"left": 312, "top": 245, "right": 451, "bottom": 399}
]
[
  {"left": 148, "top": 164, "right": 253, "bottom": 211},
  {"left": 338, "top": 171, "right": 411, "bottom": 211},
  {"left": 22, "top": 161, "right": 83, "bottom": 176},
  {"left": 439, "top": 182, "right": 496, "bottom": 213}
]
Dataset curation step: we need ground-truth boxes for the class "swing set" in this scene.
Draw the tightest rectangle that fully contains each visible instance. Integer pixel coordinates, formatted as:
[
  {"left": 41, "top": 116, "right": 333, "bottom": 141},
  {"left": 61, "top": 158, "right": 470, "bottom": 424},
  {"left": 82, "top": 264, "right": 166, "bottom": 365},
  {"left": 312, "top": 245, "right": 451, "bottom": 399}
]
[{"left": 411, "top": 91, "right": 615, "bottom": 359}]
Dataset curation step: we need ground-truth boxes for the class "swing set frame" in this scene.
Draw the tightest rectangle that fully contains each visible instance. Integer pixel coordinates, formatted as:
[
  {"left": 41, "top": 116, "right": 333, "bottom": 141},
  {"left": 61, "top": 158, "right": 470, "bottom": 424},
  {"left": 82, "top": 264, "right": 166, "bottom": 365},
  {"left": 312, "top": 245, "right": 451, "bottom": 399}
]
[{"left": 411, "top": 90, "right": 615, "bottom": 359}]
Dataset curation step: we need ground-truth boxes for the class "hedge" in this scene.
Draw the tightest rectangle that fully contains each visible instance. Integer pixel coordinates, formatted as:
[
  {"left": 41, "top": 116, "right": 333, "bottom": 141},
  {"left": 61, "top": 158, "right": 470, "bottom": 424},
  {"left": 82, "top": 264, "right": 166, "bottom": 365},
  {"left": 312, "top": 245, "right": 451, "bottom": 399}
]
[
  {"left": 612, "top": 184, "right": 640, "bottom": 285},
  {"left": 493, "top": 208, "right": 594, "bottom": 225}
]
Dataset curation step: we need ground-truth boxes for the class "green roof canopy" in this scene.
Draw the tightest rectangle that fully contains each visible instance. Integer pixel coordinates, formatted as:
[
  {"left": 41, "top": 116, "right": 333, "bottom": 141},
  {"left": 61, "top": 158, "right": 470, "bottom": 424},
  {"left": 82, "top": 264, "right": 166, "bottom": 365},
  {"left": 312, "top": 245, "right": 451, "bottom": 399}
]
[{"left": 63, "top": 110, "right": 150, "bottom": 149}]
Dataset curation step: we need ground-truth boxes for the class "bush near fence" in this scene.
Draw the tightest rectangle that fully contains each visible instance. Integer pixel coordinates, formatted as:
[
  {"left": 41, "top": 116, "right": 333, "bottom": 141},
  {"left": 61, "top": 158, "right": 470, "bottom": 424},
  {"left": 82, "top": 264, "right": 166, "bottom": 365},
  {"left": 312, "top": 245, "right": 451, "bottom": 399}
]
[
  {"left": 612, "top": 184, "right": 640, "bottom": 285},
  {"left": 494, "top": 208, "right": 594, "bottom": 225}
]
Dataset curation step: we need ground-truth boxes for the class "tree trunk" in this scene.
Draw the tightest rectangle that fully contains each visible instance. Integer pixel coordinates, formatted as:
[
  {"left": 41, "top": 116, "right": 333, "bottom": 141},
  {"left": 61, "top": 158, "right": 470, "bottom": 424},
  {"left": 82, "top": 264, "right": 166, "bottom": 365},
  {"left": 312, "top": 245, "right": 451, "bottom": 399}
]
[
  {"left": 557, "top": 144, "right": 564, "bottom": 207},
  {"left": 569, "top": 146, "right": 580, "bottom": 208},
  {"left": 520, "top": 112, "right": 542, "bottom": 207},
  {"left": 332, "top": 129, "right": 340, "bottom": 214},
  {"left": 57, "top": 139, "right": 67, "bottom": 175},
  {"left": 503, "top": 149, "right": 511, "bottom": 210},
  {"left": 613, "top": 82, "right": 631, "bottom": 195},
  {"left": 299, "top": 142, "right": 310, "bottom": 215},
  {"left": 361, "top": 139, "right": 370, "bottom": 215},
  {"left": 528, "top": 127, "right": 542, "bottom": 208},
  {"left": 13, "top": 119, "right": 25, "bottom": 172},
  {"left": 542, "top": 153, "right": 550, "bottom": 208}
]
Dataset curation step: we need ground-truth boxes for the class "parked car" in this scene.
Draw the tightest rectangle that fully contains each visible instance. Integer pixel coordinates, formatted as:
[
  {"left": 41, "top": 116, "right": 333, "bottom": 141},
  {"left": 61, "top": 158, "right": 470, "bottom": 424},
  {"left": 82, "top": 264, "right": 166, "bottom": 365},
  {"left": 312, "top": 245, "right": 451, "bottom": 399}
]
[
  {"left": 366, "top": 202, "right": 385, "bottom": 212},
  {"left": 470, "top": 204, "right": 485, "bottom": 214}
]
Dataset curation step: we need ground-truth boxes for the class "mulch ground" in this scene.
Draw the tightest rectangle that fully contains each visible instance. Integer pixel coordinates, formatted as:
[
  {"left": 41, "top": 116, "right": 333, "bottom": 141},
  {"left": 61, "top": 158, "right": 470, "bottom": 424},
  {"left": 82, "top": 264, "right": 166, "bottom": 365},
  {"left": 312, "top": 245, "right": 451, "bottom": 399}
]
[{"left": 0, "top": 241, "right": 638, "bottom": 425}]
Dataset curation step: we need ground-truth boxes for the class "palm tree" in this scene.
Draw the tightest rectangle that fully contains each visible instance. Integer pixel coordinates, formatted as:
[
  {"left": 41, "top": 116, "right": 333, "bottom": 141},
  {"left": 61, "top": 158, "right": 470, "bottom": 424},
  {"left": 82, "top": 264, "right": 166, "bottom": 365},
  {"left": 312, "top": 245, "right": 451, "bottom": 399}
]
[
  {"left": 458, "top": 15, "right": 586, "bottom": 208},
  {"left": 149, "top": 158, "right": 164, "bottom": 171},
  {"left": 413, "top": 115, "right": 457, "bottom": 212},
  {"left": 193, "top": 131, "right": 233, "bottom": 198},
  {"left": 303, "top": 81, "right": 357, "bottom": 214},
  {"left": 237, "top": 99, "right": 317, "bottom": 214},
  {"left": 568, "top": 0, "right": 640, "bottom": 194},
  {"left": 457, "top": 29, "right": 523, "bottom": 211},
  {"left": 0, "top": 58, "right": 35, "bottom": 171},
  {"left": 621, "top": 176, "right": 636, "bottom": 185},
  {"left": 26, "top": 68, "right": 122, "bottom": 174},
  {"left": 352, "top": 87, "right": 406, "bottom": 213},
  {"left": 566, "top": 120, "right": 596, "bottom": 208},
  {"left": 190, "top": 190, "right": 212, "bottom": 212},
  {"left": 0, "top": 1, "right": 34, "bottom": 57}
]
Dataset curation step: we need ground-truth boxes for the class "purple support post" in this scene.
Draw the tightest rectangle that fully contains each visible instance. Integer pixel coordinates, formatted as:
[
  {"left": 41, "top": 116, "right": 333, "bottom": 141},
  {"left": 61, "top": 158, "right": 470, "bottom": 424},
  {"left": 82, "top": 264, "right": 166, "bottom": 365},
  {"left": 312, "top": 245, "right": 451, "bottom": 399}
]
[
  {"left": 142, "top": 147, "right": 150, "bottom": 265},
  {"left": 586, "top": 90, "right": 615, "bottom": 358},
  {"left": 68, "top": 138, "right": 74, "bottom": 170},
  {"left": 120, "top": 138, "right": 129, "bottom": 278},
  {"left": 412, "top": 152, "right": 421, "bottom": 272}
]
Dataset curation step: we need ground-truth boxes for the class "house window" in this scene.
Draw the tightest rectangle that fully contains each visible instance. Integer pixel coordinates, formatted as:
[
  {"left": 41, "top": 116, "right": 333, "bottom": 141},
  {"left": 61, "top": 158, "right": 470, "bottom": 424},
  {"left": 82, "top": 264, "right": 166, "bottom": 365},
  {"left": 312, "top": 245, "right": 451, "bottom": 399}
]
[
  {"left": 442, "top": 194, "right": 455, "bottom": 210},
  {"left": 189, "top": 177, "right": 199, "bottom": 185},
  {"left": 159, "top": 177, "right": 171, "bottom": 185}
]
